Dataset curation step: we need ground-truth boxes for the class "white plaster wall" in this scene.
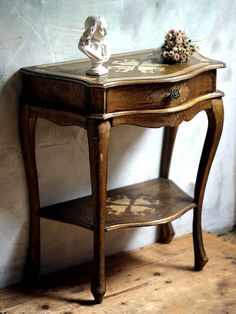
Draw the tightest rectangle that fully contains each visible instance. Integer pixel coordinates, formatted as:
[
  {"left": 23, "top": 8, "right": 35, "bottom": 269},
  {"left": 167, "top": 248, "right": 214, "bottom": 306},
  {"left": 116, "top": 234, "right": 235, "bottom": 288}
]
[{"left": 0, "top": 0, "right": 235, "bottom": 287}]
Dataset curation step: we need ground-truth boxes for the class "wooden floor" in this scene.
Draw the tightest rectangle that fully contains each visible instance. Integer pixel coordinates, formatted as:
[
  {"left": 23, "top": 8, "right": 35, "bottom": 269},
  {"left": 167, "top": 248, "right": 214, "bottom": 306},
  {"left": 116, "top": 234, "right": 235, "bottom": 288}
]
[{"left": 0, "top": 232, "right": 236, "bottom": 314}]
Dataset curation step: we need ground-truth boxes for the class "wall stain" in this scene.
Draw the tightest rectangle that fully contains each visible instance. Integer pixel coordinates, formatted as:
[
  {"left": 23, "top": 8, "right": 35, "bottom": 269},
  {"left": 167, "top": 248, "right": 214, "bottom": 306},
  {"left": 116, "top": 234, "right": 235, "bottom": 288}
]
[{"left": 211, "top": 38, "right": 220, "bottom": 53}]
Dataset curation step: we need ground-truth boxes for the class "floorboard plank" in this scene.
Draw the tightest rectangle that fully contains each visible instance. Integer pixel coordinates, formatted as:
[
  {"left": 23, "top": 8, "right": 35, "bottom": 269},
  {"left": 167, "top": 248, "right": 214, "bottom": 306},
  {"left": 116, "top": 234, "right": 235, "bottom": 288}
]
[{"left": 0, "top": 232, "right": 235, "bottom": 313}]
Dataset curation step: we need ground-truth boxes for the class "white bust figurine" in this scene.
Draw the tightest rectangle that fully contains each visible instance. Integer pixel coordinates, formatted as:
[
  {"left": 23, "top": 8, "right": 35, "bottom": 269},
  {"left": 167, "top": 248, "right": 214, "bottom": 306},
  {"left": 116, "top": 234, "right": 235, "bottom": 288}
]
[{"left": 79, "top": 16, "right": 111, "bottom": 76}]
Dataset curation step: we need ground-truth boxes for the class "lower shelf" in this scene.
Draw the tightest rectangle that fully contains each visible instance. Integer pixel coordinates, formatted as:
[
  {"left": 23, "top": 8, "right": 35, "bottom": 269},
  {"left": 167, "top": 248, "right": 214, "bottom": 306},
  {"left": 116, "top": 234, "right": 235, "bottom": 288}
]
[{"left": 38, "top": 178, "right": 197, "bottom": 231}]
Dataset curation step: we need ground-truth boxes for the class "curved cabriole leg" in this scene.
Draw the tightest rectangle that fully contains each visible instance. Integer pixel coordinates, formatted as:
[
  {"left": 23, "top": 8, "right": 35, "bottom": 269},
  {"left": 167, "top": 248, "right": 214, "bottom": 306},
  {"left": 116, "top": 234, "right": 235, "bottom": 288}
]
[
  {"left": 19, "top": 103, "right": 40, "bottom": 282},
  {"left": 87, "top": 119, "right": 111, "bottom": 304},
  {"left": 158, "top": 126, "right": 178, "bottom": 243},
  {"left": 193, "top": 98, "right": 224, "bottom": 271}
]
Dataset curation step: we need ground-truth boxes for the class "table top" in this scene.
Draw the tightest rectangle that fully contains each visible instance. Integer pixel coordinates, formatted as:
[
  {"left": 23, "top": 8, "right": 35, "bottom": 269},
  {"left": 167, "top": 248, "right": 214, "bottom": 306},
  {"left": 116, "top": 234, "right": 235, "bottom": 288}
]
[{"left": 20, "top": 48, "right": 225, "bottom": 88}]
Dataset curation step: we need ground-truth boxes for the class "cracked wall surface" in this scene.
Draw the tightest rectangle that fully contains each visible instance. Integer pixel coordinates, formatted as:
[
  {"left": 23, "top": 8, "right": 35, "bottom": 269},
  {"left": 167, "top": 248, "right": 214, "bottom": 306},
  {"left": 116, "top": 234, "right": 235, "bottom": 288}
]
[{"left": 0, "top": 0, "right": 235, "bottom": 287}]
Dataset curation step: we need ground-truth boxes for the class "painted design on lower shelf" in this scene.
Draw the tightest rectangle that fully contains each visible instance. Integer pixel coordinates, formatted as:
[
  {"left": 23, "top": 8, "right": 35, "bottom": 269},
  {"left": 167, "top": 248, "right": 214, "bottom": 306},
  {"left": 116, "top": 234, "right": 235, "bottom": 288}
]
[{"left": 106, "top": 195, "right": 165, "bottom": 216}]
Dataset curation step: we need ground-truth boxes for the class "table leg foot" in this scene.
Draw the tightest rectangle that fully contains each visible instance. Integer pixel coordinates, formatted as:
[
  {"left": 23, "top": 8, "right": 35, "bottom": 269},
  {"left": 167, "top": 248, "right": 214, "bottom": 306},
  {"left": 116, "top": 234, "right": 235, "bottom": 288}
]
[
  {"left": 158, "top": 222, "right": 175, "bottom": 244},
  {"left": 194, "top": 257, "right": 208, "bottom": 271},
  {"left": 193, "top": 207, "right": 208, "bottom": 271},
  {"left": 91, "top": 285, "right": 105, "bottom": 304},
  {"left": 23, "top": 271, "right": 39, "bottom": 286}
]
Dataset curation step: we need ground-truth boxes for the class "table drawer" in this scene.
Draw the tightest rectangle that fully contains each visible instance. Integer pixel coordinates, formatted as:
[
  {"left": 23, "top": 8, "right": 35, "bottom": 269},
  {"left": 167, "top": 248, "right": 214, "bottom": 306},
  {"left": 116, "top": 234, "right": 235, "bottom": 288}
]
[
  {"left": 106, "top": 71, "right": 216, "bottom": 113},
  {"left": 22, "top": 75, "right": 91, "bottom": 112}
]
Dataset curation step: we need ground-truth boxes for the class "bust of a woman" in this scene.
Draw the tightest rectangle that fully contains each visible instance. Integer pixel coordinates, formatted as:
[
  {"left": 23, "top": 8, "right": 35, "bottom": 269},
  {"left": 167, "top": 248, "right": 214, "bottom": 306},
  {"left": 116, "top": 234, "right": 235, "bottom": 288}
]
[{"left": 79, "top": 16, "right": 111, "bottom": 76}]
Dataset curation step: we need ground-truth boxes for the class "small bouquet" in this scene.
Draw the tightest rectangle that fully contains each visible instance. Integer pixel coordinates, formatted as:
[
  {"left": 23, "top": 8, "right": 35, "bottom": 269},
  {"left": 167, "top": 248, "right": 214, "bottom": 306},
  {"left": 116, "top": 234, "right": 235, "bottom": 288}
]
[{"left": 161, "top": 29, "right": 198, "bottom": 63}]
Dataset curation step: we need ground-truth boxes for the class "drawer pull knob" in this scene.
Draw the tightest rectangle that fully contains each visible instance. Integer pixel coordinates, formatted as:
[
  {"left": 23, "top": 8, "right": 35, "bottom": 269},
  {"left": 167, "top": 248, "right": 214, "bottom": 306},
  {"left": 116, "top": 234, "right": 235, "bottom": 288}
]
[{"left": 168, "top": 89, "right": 180, "bottom": 100}]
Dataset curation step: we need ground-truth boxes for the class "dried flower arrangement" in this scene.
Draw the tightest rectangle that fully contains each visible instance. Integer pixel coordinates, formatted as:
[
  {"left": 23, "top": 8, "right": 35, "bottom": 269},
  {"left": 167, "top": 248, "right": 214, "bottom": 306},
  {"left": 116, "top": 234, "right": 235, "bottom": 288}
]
[{"left": 161, "top": 29, "right": 198, "bottom": 64}]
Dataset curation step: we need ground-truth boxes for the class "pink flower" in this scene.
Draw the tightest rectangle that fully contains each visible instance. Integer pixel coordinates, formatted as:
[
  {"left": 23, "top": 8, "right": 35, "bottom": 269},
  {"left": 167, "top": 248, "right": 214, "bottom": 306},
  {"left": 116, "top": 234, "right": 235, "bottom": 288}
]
[
  {"left": 167, "top": 40, "right": 174, "bottom": 48},
  {"left": 163, "top": 51, "right": 170, "bottom": 59},
  {"left": 174, "top": 53, "right": 180, "bottom": 61},
  {"left": 165, "top": 33, "right": 172, "bottom": 40},
  {"left": 176, "top": 36, "right": 183, "bottom": 44}
]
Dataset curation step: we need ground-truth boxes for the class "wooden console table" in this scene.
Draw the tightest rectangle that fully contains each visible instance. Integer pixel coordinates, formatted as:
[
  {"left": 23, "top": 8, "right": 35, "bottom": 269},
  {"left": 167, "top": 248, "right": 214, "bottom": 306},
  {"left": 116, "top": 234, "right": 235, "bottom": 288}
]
[{"left": 19, "top": 49, "right": 225, "bottom": 303}]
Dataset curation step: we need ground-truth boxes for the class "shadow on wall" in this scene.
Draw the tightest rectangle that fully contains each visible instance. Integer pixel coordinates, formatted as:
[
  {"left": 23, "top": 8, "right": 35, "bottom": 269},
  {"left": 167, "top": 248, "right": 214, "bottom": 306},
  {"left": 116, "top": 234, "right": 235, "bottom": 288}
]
[
  {"left": 0, "top": 72, "right": 22, "bottom": 148},
  {"left": 0, "top": 72, "right": 30, "bottom": 287},
  {"left": 0, "top": 223, "right": 27, "bottom": 287}
]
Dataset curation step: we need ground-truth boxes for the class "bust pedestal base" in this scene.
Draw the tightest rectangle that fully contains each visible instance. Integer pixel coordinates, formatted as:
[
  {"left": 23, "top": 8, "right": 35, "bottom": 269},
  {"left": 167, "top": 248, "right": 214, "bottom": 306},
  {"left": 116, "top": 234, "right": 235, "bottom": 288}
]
[{"left": 86, "top": 62, "right": 108, "bottom": 76}]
